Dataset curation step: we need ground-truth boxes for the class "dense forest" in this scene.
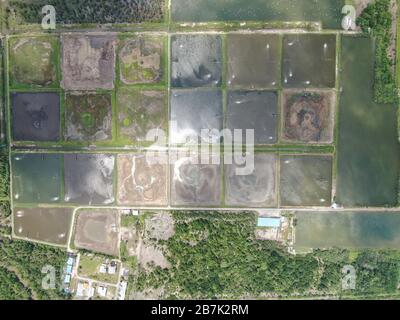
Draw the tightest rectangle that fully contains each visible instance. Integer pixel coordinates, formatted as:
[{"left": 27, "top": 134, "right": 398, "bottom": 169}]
[
  {"left": 7, "top": 0, "right": 165, "bottom": 25},
  {"left": 0, "top": 238, "right": 69, "bottom": 300},
  {"left": 357, "top": 0, "right": 397, "bottom": 104},
  {"left": 0, "top": 201, "right": 11, "bottom": 237},
  {"left": 0, "top": 152, "right": 9, "bottom": 198},
  {"left": 0, "top": 265, "right": 31, "bottom": 300},
  {"left": 134, "top": 211, "right": 400, "bottom": 299}
]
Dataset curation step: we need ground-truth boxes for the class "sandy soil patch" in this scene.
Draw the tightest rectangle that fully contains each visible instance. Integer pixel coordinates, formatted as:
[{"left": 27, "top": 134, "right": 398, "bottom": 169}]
[{"left": 61, "top": 34, "right": 116, "bottom": 90}]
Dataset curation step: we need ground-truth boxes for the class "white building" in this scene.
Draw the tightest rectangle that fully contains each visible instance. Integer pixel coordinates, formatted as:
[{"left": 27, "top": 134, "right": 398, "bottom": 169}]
[
  {"left": 97, "top": 286, "right": 108, "bottom": 297},
  {"left": 117, "top": 281, "right": 128, "bottom": 300},
  {"left": 76, "top": 282, "right": 94, "bottom": 298}
]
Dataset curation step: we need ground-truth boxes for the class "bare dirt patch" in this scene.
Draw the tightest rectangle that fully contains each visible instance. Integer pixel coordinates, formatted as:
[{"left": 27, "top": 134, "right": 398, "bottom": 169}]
[
  {"left": 282, "top": 90, "right": 335, "bottom": 143},
  {"left": 130, "top": 287, "right": 164, "bottom": 300},
  {"left": 74, "top": 208, "right": 120, "bottom": 256},
  {"left": 135, "top": 212, "right": 174, "bottom": 272},
  {"left": 61, "top": 34, "right": 116, "bottom": 90},
  {"left": 119, "top": 36, "right": 164, "bottom": 84},
  {"left": 144, "top": 212, "right": 175, "bottom": 241},
  {"left": 137, "top": 243, "right": 170, "bottom": 270},
  {"left": 117, "top": 154, "right": 168, "bottom": 206},
  {"left": 171, "top": 155, "right": 221, "bottom": 206}
]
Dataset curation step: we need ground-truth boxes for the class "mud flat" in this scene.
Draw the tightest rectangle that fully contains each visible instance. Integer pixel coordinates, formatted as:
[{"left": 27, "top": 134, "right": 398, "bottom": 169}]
[
  {"left": 9, "top": 36, "right": 58, "bottom": 88},
  {"left": 280, "top": 155, "right": 332, "bottom": 206},
  {"left": 227, "top": 34, "right": 280, "bottom": 88},
  {"left": 117, "top": 154, "right": 168, "bottom": 206},
  {"left": 118, "top": 36, "right": 164, "bottom": 85},
  {"left": 225, "top": 153, "right": 278, "bottom": 207},
  {"left": 282, "top": 34, "right": 336, "bottom": 88},
  {"left": 171, "top": 154, "right": 221, "bottom": 206},
  {"left": 336, "top": 36, "right": 400, "bottom": 207},
  {"left": 170, "top": 89, "right": 222, "bottom": 144},
  {"left": 171, "top": 35, "right": 222, "bottom": 88},
  {"left": 61, "top": 35, "right": 116, "bottom": 90},
  {"left": 64, "top": 92, "right": 112, "bottom": 142},
  {"left": 12, "top": 92, "right": 60, "bottom": 142},
  {"left": 295, "top": 211, "right": 400, "bottom": 250},
  {"left": 64, "top": 154, "right": 115, "bottom": 205},
  {"left": 226, "top": 91, "right": 278, "bottom": 144},
  {"left": 282, "top": 90, "right": 335, "bottom": 143},
  {"left": 117, "top": 89, "right": 167, "bottom": 144},
  {"left": 12, "top": 153, "right": 62, "bottom": 204},
  {"left": 74, "top": 209, "right": 120, "bottom": 256},
  {"left": 14, "top": 207, "right": 73, "bottom": 246}
]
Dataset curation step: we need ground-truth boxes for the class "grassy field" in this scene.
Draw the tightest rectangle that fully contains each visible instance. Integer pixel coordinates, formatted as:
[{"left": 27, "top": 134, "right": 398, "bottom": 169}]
[
  {"left": 8, "top": 35, "right": 60, "bottom": 89},
  {"left": 78, "top": 254, "right": 119, "bottom": 284}
]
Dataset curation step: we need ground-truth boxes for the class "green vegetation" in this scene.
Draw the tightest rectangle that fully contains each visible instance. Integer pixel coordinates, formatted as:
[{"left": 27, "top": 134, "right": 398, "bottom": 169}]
[
  {"left": 9, "top": 36, "right": 59, "bottom": 88},
  {"left": 357, "top": 0, "right": 396, "bottom": 104},
  {"left": 120, "top": 215, "right": 139, "bottom": 272},
  {"left": 0, "top": 201, "right": 11, "bottom": 237},
  {"left": 118, "top": 35, "right": 165, "bottom": 85},
  {"left": 0, "top": 265, "right": 31, "bottom": 299},
  {"left": 78, "top": 253, "right": 119, "bottom": 284},
  {"left": 116, "top": 89, "right": 167, "bottom": 145},
  {"left": 134, "top": 211, "right": 400, "bottom": 299},
  {"left": 0, "top": 152, "right": 9, "bottom": 198},
  {"left": 354, "top": 251, "right": 399, "bottom": 294},
  {"left": 121, "top": 214, "right": 139, "bottom": 228},
  {"left": 65, "top": 92, "right": 112, "bottom": 142},
  {"left": 0, "top": 238, "right": 69, "bottom": 299},
  {"left": 7, "top": 0, "right": 165, "bottom": 25},
  {"left": 0, "top": 39, "right": 4, "bottom": 146}
]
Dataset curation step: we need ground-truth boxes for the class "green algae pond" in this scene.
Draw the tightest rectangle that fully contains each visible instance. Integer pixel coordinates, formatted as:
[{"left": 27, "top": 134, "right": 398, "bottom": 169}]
[
  {"left": 295, "top": 211, "right": 400, "bottom": 250},
  {"left": 171, "top": 0, "right": 345, "bottom": 29},
  {"left": 336, "top": 36, "right": 400, "bottom": 207}
]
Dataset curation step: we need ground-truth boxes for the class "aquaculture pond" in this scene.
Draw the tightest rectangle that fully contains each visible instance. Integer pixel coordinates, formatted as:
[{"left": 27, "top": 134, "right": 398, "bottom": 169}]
[
  {"left": 282, "top": 34, "right": 336, "bottom": 88},
  {"left": 227, "top": 34, "right": 280, "bottom": 88},
  {"left": 12, "top": 92, "right": 60, "bottom": 142},
  {"left": 14, "top": 207, "right": 73, "bottom": 246},
  {"left": 170, "top": 89, "right": 222, "bottom": 144},
  {"left": 225, "top": 153, "right": 277, "bottom": 207},
  {"left": 336, "top": 36, "right": 400, "bottom": 207},
  {"left": 171, "top": 0, "right": 345, "bottom": 29},
  {"left": 295, "top": 211, "right": 400, "bottom": 250},
  {"left": 12, "top": 153, "right": 62, "bottom": 204},
  {"left": 280, "top": 155, "right": 333, "bottom": 207},
  {"left": 64, "top": 154, "right": 115, "bottom": 205},
  {"left": 171, "top": 34, "right": 222, "bottom": 88},
  {"left": 226, "top": 91, "right": 278, "bottom": 144}
]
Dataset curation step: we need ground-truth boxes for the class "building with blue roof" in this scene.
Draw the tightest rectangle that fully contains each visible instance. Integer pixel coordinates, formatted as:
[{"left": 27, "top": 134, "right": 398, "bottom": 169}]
[{"left": 257, "top": 217, "right": 281, "bottom": 228}]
